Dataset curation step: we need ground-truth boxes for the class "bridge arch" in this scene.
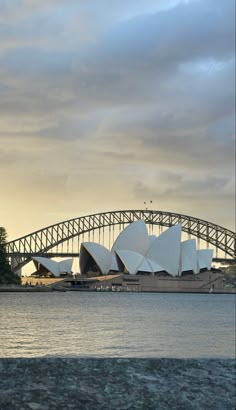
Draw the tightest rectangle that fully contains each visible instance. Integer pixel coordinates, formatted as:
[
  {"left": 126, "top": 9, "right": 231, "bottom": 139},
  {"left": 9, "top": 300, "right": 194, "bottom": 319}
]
[{"left": 6, "top": 209, "right": 236, "bottom": 271}]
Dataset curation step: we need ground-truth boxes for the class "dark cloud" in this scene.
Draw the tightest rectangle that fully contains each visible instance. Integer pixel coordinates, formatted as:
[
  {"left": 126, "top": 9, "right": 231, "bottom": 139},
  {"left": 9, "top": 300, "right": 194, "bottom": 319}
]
[
  {"left": 0, "top": 0, "right": 234, "bottom": 110},
  {"left": 95, "top": 0, "right": 235, "bottom": 64}
]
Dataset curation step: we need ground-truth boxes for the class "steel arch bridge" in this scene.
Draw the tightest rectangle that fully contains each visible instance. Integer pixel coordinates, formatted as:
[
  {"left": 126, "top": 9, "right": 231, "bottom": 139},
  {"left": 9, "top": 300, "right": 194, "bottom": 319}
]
[{"left": 6, "top": 209, "right": 236, "bottom": 272}]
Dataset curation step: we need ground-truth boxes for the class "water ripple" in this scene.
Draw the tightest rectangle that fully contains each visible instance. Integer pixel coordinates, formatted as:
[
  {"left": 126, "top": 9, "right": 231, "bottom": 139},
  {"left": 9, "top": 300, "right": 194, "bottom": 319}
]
[{"left": 0, "top": 292, "right": 235, "bottom": 358}]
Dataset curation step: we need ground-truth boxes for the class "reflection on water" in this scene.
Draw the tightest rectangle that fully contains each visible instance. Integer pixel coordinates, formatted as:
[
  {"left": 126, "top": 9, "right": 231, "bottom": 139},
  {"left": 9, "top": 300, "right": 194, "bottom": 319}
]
[{"left": 0, "top": 292, "right": 235, "bottom": 358}]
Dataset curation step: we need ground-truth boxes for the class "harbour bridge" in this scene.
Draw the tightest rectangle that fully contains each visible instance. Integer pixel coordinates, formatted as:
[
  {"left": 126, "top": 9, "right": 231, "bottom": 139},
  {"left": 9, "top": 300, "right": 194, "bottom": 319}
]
[{"left": 6, "top": 209, "right": 236, "bottom": 272}]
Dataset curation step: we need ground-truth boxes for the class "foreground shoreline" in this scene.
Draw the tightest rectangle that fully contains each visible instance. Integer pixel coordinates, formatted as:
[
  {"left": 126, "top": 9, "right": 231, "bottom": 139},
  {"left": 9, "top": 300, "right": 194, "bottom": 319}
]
[
  {"left": 0, "top": 357, "right": 235, "bottom": 409},
  {"left": 0, "top": 285, "right": 235, "bottom": 294}
]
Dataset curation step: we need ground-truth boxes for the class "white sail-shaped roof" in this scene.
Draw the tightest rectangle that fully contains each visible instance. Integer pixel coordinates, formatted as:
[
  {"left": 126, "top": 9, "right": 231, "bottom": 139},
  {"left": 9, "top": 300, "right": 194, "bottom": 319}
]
[
  {"left": 32, "top": 256, "right": 73, "bottom": 277},
  {"left": 148, "top": 235, "right": 156, "bottom": 246},
  {"left": 115, "top": 250, "right": 144, "bottom": 275},
  {"left": 111, "top": 220, "right": 149, "bottom": 255},
  {"left": 79, "top": 242, "right": 112, "bottom": 275},
  {"left": 180, "top": 239, "right": 198, "bottom": 274},
  {"left": 147, "top": 258, "right": 165, "bottom": 274},
  {"left": 115, "top": 251, "right": 165, "bottom": 275},
  {"left": 77, "top": 220, "right": 214, "bottom": 277},
  {"left": 137, "top": 257, "right": 152, "bottom": 273},
  {"left": 111, "top": 254, "right": 119, "bottom": 271},
  {"left": 197, "top": 249, "right": 213, "bottom": 271},
  {"left": 146, "top": 224, "right": 182, "bottom": 276},
  {"left": 58, "top": 259, "right": 73, "bottom": 274},
  {"left": 33, "top": 256, "right": 59, "bottom": 276}
]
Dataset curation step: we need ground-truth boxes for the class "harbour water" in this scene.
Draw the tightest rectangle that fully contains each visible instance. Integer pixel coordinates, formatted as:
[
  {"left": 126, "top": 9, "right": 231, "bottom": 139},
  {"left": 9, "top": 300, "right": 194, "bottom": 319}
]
[{"left": 0, "top": 292, "right": 235, "bottom": 358}]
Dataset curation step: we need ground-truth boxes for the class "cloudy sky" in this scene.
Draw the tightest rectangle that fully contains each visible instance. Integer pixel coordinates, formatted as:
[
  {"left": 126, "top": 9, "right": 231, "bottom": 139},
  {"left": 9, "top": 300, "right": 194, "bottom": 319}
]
[{"left": 0, "top": 0, "right": 235, "bottom": 240}]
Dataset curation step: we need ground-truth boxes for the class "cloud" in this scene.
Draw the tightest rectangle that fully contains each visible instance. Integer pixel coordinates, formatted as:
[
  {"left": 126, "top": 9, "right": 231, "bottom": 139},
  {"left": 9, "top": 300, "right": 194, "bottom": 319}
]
[
  {"left": 0, "top": 0, "right": 234, "bottom": 127},
  {"left": 0, "top": 0, "right": 235, "bottom": 239},
  {"left": 0, "top": 0, "right": 182, "bottom": 52}
]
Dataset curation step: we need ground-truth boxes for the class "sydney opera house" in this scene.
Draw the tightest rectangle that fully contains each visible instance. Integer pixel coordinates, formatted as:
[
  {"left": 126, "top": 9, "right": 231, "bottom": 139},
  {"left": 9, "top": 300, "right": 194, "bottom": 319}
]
[
  {"left": 79, "top": 221, "right": 213, "bottom": 277},
  {"left": 31, "top": 221, "right": 213, "bottom": 277},
  {"left": 26, "top": 221, "right": 225, "bottom": 292}
]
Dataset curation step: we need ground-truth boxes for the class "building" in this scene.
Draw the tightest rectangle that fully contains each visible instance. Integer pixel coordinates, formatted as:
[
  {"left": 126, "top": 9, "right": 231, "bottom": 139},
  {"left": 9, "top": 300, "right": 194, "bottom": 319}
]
[
  {"left": 79, "top": 220, "right": 213, "bottom": 277},
  {"left": 31, "top": 256, "right": 73, "bottom": 277},
  {"left": 24, "top": 221, "right": 225, "bottom": 292}
]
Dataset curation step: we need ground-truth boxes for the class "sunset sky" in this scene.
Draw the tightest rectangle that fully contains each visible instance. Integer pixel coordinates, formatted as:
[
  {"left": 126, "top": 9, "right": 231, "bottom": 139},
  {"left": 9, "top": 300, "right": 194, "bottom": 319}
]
[{"left": 0, "top": 0, "right": 235, "bottom": 241}]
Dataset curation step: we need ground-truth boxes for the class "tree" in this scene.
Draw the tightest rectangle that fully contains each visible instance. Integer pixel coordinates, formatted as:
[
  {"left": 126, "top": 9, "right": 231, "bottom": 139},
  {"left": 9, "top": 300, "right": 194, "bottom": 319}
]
[{"left": 0, "top": 227, "right": 21, "bottom": 285}]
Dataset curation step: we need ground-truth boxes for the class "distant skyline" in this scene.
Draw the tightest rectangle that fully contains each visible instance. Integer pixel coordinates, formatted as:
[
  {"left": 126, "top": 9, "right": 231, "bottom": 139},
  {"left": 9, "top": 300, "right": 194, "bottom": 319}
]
[{"left": 0, "top": 0, "right": 235, "bottom": 240}]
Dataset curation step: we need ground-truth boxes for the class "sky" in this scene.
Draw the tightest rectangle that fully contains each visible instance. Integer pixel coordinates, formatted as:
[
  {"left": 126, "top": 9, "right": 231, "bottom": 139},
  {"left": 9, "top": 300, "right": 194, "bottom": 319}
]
[{"left": 0, "top": 0, "right": 235, "bottom": 241}]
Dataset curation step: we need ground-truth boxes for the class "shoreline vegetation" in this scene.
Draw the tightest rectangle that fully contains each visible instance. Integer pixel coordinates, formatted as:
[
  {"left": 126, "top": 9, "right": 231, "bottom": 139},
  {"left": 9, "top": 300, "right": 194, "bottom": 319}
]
[{"left": 0, "top": 227, "right": 21, "bottom": 286}]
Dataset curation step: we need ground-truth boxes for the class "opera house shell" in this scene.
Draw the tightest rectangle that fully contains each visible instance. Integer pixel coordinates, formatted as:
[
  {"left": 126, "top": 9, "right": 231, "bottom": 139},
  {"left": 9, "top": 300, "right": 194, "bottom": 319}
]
[
  {"left": 32, "top": 256, "right": 73, "bottom": 277},
  {"left": 79, "top": 220, "right": 213, "bottom": 277}
]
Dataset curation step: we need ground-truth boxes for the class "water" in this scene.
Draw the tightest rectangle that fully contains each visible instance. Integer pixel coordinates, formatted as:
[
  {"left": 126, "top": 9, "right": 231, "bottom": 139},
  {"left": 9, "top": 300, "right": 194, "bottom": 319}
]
[{"left": 0, "top": 292, "right": 235, "bottom": 358}]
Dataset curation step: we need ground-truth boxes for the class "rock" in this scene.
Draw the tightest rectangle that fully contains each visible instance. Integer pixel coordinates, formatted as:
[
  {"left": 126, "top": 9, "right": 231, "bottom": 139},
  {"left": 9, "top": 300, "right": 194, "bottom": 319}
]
[{"left": 28, "top": 402, "right": 41, "bottom": 410}]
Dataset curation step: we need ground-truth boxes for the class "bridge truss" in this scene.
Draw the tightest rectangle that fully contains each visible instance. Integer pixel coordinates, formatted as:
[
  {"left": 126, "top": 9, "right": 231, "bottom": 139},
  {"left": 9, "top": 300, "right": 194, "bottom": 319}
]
[{"left": 6, "top": 210, "right": 236, "bottom": 272}]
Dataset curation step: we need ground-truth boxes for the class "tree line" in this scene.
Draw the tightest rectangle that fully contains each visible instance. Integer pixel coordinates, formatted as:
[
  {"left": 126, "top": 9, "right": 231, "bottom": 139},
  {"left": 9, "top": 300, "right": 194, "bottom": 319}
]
[{"left": 0, "top": 227, "right": 21, "bottom": 285}]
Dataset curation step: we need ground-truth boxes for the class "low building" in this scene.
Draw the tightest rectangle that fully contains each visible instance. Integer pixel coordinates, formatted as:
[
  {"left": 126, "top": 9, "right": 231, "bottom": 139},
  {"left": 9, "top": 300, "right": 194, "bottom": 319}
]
[{"left": 86, "top": 271, "right": 224, "bottom": 293}]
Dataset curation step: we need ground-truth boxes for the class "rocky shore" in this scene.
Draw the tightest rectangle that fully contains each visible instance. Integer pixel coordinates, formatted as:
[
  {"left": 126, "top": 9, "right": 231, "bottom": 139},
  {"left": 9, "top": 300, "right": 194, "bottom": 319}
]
[{"left": 0, "top": 358, "right": 235, "bottom": 409}]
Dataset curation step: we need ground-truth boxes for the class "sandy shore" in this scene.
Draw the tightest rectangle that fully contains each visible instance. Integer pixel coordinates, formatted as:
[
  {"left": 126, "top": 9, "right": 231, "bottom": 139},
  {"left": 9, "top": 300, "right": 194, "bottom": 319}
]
[{"left": 0, "top": 358, "right": 235, "bottom": 409}]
